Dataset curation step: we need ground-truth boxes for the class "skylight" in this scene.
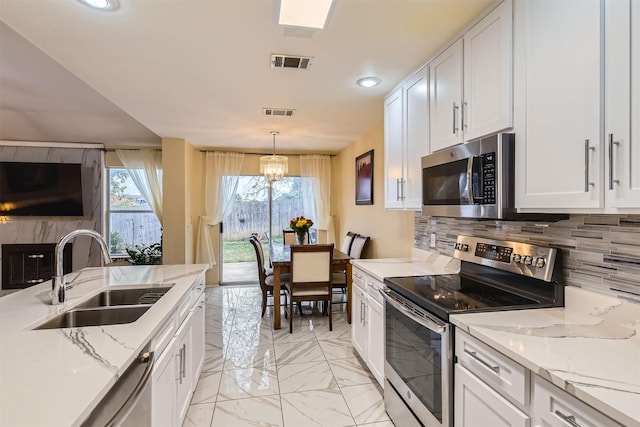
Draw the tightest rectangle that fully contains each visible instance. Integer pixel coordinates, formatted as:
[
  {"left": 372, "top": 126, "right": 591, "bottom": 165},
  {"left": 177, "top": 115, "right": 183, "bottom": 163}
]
[{"left": 278, "top": 0, "right": 334, "bottom": 29}]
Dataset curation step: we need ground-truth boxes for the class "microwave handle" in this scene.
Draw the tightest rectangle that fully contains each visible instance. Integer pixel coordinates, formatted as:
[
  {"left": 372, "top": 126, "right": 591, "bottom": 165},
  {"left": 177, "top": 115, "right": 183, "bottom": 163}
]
[{"left": 466, "top": 157, "right": 474, "bottom": 205}]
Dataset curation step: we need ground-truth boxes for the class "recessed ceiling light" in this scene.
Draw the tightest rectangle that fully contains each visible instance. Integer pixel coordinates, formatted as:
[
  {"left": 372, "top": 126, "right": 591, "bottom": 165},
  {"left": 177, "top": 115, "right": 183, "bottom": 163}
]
[
  {"left": 357, "top": 77, "right": 382, "bottom": 88},
  {"left": 78, "top": 0, "right": 119, "bottom": 11},
  {"left": 279, "top": 0, "right": 333, "bottom": 29}
]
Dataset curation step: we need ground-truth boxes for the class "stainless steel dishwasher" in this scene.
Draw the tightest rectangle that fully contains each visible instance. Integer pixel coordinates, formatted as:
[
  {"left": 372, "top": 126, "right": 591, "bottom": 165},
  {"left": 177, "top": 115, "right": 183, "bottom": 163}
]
[{"left": 81, "top": 345, "right": 154, "bottom": 426}]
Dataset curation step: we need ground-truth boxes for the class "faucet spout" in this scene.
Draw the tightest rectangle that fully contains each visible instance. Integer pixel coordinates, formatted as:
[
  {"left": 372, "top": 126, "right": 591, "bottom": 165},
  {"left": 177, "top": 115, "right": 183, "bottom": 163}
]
[{"left": 51, "top": 229, "right": 112, "bottom": 305}]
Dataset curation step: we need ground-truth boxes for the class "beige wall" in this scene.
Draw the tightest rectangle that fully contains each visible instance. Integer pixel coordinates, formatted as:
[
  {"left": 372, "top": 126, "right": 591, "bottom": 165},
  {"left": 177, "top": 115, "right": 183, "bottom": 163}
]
[{"left": 333, "top": 124, "right": 415, "bottom": 258}]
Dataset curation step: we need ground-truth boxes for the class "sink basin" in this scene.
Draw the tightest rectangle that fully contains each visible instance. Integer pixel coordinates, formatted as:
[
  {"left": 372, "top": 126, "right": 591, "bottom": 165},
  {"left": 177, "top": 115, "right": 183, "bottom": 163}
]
[
  {"left": 34, "top": 306, "right": 151, "bottom": 330},
  {"left": 73, "top": 287, "right": 172, "bottom": 309}
]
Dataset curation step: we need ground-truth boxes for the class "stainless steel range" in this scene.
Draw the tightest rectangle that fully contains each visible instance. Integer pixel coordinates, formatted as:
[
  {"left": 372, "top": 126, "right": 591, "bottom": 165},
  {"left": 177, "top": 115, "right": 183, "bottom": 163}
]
[{"left": 380, "top": 235, "right": 564, "bottom": 427}]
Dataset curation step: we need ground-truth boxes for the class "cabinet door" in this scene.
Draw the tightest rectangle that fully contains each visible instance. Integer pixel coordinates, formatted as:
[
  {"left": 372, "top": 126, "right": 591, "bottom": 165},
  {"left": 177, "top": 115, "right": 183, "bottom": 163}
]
[
  {"left": 190, "top": 294, "right": 205, "bottom": 386},
  {"left": 366, "top": 296, "right": 384, "bottom": 387},
  {"left": 454, "top": 364, "right": 530, "bottom": 427},
  {"left": 384, "top": 88, "right": 404, "bottom": 209},
  {"left": 463, "top": 0, "right": 513, "bottom": 141},
  {"left": 351, "top": 286, "right": 368, "bottom": 359},
  {"left": 404, "top": 66, "right": 430, "bottom": 209},
  {"left": 175, "top": 313, "right": 193, "bottom": 425},
  {"left": 430, "top": 38, "right": 463, "bottom": 152},
  {"left": 606, "top": 0, "right": 640, "bottom": 208},
  {"left": 151, "top": 338, "right": 177, "bottom": 427},
  {"left": 515, "top": 0, "right": 603, "bottom": 209}
]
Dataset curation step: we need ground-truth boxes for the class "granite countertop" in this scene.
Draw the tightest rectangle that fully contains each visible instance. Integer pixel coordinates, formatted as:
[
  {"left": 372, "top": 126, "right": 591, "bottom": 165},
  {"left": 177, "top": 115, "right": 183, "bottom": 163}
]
[
  {"left": 0, "top": 264, "right": 208, "bottom": 427},
  {"left": 451, "top": 286, "right": 640, "bottom": 427},
  {"left": 351, "top": 251, "right": 460, "bottom": 282}
]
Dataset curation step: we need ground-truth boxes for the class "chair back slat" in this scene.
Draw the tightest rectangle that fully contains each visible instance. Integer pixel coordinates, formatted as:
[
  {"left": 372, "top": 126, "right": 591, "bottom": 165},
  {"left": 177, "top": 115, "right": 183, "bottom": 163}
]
[{"left": 349, "top": 234, "right": 369, "bottom": 259}]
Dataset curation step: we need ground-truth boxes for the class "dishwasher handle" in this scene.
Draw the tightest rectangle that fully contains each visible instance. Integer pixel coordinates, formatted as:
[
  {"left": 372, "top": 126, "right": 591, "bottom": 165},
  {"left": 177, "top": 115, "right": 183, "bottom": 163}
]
[{"left": 106, "top": 351, "right": 154, "bottom": 427}]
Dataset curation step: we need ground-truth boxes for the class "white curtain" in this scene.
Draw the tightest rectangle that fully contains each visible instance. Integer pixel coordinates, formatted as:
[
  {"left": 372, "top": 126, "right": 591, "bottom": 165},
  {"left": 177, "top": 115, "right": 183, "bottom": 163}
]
[
  {"left": 300, "top": 155, "right": 335, "bottom": 244},
  {"left": 195, "top": 151, "right": 244, "bottom": 268},
  {"left": 115, "top": 149, "right": 163, "bottom": 224}
]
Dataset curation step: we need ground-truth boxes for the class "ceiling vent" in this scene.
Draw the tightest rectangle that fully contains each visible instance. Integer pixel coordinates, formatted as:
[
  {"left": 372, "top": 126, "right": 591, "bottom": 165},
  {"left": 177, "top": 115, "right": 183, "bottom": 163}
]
[
  {"left": 271, "top": 54, "right": 314, "bottom": 70},
  {"left": 263, "top": 108, "right": 296, "bottom": 117}
]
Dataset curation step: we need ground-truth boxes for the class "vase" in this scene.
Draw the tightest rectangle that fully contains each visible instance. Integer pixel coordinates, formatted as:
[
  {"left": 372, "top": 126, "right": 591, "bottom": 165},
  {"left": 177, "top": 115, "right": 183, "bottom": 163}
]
[{"left": 295, "top": 231, "right": 307, "bottom": 245}]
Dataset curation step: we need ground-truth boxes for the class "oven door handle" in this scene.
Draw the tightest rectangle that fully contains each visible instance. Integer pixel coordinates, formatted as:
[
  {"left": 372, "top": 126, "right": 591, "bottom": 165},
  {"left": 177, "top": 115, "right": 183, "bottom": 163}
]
[{"left": 379, "top": 289, "right": 446, "bottom": 334}]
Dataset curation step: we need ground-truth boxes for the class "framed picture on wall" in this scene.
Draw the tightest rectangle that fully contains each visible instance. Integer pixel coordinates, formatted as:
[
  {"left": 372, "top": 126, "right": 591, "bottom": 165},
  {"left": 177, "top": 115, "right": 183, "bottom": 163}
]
[{"left": 355, "top": 150, "right": 374, "bottom": 205}]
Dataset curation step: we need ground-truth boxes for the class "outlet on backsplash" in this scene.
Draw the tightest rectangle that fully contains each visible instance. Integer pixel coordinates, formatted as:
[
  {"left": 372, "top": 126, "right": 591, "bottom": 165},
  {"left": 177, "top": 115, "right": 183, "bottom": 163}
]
[{"left": 430, "top": 233, "right": 436, "bottom": 248}]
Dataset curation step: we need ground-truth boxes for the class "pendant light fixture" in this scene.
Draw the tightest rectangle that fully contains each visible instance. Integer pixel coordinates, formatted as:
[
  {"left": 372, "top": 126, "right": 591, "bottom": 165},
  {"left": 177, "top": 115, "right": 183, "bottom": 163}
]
[{"left": 260, "top": 131, "right": 288, "bottom": 181}]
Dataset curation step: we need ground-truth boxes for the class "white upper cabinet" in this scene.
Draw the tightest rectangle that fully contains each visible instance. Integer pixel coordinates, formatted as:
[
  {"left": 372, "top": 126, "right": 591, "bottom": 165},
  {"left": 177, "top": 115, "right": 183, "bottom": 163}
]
[
  {"left": 515, "top": 0, "right": 640, "bottom": 212},
  {"left": 463, "top": 0, "right": 513, "bottom": 141},
  {"left": 384, "top": 65, "right": 429, "bottom": 210},
  {"left": 430, "top": 39, "right": 464, "bottom": 152},
  {"left": 606, "top": 0, "right": 640, "bottom": 208},
  {"left": 430, "top": 0, "right": 513, "bottom": 152}
]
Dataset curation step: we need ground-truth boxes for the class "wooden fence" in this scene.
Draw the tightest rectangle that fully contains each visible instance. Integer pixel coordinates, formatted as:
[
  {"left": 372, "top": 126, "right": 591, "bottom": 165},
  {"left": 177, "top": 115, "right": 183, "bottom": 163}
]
[{"left": 223, "top": 199, "right": 305, "bottom": 240}]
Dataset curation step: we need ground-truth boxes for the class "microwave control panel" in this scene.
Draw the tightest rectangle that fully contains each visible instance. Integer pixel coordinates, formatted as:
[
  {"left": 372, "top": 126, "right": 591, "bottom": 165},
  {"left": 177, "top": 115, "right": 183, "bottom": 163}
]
[{"left": 482, "top": 153, "right": 496, "bottom": 204}]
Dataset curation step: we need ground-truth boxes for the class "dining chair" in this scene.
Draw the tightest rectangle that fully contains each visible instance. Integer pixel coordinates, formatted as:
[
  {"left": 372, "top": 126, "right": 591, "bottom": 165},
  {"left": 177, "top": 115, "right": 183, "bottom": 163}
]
[
  {"left": 284, "top": 244, "right": 334, "bottom": 333},
  {"left": 332, "top": 233, "right": 369, "bottom": 287},
  {"left": 283, "top": 229, "right": 297, "bottom": 245},
  {"left": 341, "top": 231, "right": 356, "bottom": 254},
  {"left": 249, "top": 235, "right": 289, "bottom": 317}
]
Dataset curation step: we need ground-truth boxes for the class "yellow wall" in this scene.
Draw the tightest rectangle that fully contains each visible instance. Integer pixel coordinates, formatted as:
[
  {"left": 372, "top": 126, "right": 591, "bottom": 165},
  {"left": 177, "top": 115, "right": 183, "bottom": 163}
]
[{"left": 333, "top": 124, "right": 414, "bottom": 258}]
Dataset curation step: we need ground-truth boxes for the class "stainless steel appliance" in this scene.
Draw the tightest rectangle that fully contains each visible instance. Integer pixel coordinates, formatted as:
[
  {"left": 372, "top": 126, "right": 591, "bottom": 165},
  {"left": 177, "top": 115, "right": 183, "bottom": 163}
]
[
  {"left": 81, "top": 346, "right": 154, "bottom": 426},
  {"left": 421, "top": 133, "right": 514, "bottom": 219},
  {"left": 381, "top": 235, "right": 564, "bottom": 427}
]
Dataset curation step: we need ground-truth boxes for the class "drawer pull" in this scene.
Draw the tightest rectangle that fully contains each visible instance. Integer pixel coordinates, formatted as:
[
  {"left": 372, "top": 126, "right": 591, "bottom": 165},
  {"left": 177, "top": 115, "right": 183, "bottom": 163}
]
[
  {"left": 464, "top": 349, "right": 500, "bottom": 373},
  {"left": 27, "top": 254, "right": 45, "bottom": 259},
  {"left": 27, "top": 279, "right": 45, "bottom": 284},
  {"left": 555, "top": 410, "right": 581, "bottom": 427}
]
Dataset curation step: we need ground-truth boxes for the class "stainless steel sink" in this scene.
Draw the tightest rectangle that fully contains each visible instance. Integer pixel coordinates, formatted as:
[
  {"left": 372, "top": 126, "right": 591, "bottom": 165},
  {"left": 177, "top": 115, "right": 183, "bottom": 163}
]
[
  {"left": 34, "top": 306, "right": 151, "bottom": 330},
  {"left": 74, "top": 287, "right": 172, "bottom": 309}
]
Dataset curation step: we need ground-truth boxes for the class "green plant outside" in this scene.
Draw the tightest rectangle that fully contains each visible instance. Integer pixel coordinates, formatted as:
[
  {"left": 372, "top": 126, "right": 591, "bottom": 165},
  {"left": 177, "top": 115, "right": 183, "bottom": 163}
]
[{"left": 222, "top": 239, "right": 279, "bottom": 263}]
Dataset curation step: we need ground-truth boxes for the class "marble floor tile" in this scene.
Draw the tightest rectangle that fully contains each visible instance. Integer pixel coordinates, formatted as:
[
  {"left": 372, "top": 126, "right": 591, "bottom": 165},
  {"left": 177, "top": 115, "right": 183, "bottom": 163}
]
[
  {"left": 273, "top": 322, "right": 318, "bottom": 344},
  {"left": 274, "top": 340, "right": 325, "bottom": 365},
  {"left": 281, "top": 388, "right": 355, "bottom": 427},
  {"left": 191, "top": 370, "right": 223, "bottom": 405},
  {"left": 355, "top": 421, "right": 395, "bottom": 427},
  {"left": 340, "top": 383, "right": 389, "bottom": 425},
  {"left": 328, "top": 357, "right": 376, "bottom": 387},
  {"left": 277, "top": 360, "right": 337, "bottom": 393},
  {"left": 224, "top": 343, "right": 276, "bottom": 370},
  {"left": 182, "top": 402, "right": 214, "bottom": 427},
  {"left": 313, "top": 319, "right": 351, "bottom": 341},
  {"left": 217, "top": 366, "right": 280, "bottom": 401},
  {"left": 318, "top": 338, "right": 357, "bottom": 360},
  {"left": 228, "top": 324, "right": 274, "bottom": 348},
  {"left": 211, "top": 395, "right": 283, "bottom": 427},
  {"left": 204, "top": 332, "right": 226, "bottom": 351},
  {"left": 201, "top": 347, "right": 225, "bottom": 372}
]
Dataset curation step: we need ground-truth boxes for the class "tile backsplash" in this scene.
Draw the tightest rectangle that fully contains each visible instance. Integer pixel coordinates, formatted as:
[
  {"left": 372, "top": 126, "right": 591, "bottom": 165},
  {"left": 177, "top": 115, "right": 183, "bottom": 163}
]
[{"left": 415, "top": 214, "right": 640, "bottom": 299}]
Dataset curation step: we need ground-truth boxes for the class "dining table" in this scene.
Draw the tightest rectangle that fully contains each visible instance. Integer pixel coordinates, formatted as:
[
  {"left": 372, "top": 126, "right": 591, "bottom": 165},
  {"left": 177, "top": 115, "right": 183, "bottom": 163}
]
[{"left": 270, "top": 244, "right": 353, "bottom": 330}]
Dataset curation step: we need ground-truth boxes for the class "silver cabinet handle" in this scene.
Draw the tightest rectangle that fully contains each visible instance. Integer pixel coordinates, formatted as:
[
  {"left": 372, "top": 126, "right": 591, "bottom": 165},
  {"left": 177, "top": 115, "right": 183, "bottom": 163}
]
[
  {"left": 360, "top": 299, "right": 365, "bottom": 323},
  {"left": 554, "top": 410, "right": 581, "bottom": 427},
  {"left": 181, "top": 343, "right": 187, "bottom": 379},
  {"left": 106, "top": 351, "right": 154, "bottom": 427},
  {"left": 464, "top": 349, "right": 500, "bottom": 373},
  {"left": 363, "top": 302, "right": 367, "bottom": 326},
  {"left": 396, "top": 178, "right": 401, "bottom": 201},
  {"left": 584, "top": 139, "right": 595, "bottom": 192},
  {"left": 462, "top": 101, "right": 467, "bottom": 131},
  {"left": 453, "top": 102, "right": 459, "bottom": 134},
  {"left": 399, "top": 178, "right": 406, "bottom": 201},
  {"left": 27, "top": 279, "right": 45, "bottom": 284},
  {"left": 353, "top": 272, "right": 363, "bottom": 280},
  {"left": 608, "top": 134, "right": 619, "bottom": 190},
  {"left": 27, "top": 254, "right": 45, "bottom": 259}
]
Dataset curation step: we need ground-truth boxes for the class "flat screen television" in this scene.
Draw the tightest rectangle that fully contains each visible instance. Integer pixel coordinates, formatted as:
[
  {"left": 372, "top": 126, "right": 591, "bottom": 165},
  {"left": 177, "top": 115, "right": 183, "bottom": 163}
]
[{"left": 0, "top": 162, "right": 84, "bottom": 216}]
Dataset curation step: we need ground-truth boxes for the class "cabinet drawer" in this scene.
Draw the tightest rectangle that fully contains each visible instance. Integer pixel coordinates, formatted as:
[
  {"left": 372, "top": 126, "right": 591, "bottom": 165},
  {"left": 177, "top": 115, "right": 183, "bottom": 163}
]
[
  {"left": 456, "top": 330, "right": 528, "bottom": 407},
  {"left": 533, "top": 376, "right": 623, "bottom": 427},
  {"left": 151, "top": 315, "right": 176, "bottom": 355},
  {"left": 352, "top": 268, "right": 366, "bottom": 291},
  {"left": 366, "top": 276, "right": 384, "bottom": 303}
]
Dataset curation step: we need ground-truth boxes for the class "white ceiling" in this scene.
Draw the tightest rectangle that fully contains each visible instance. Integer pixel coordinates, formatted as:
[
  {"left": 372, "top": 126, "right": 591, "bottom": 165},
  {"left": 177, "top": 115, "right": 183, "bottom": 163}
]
[{"left": 0, "top": 0, "right": 493, "bottom": 153}]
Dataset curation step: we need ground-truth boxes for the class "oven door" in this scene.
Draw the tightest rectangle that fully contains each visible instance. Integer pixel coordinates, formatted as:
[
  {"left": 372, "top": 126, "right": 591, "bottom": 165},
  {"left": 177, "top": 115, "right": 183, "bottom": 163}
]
[{"left": 381, "top": 288, "right": 451, "bottom": 427}]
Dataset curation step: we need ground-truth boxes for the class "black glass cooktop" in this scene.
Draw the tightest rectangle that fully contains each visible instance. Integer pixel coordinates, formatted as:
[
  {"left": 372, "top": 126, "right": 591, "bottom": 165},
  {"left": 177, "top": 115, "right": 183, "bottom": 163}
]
[{"left": 384, "top": 273, "right": 542, "bottom": 321}]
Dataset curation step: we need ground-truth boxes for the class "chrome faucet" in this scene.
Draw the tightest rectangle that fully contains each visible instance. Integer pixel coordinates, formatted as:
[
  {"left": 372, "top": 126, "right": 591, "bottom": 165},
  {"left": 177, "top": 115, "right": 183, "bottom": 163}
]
[{"left": 51, "top": 229, "right": 112, "bottom": 305}]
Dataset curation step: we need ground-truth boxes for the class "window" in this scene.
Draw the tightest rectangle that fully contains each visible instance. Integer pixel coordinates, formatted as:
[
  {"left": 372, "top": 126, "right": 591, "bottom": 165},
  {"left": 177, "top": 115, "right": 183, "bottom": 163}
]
[{"left": 108, "top": 168, "right": 162, "bottom": 256}]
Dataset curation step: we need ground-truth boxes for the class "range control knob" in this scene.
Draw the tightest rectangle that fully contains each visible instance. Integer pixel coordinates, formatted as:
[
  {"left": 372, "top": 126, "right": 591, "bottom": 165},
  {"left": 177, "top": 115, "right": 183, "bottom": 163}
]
[
  {"left": 454, "top": 243, "right": 461, "bottom": 250},
  {"left": 512, "top": 254, "right": 522, "bottom": 263},
  {"left": 461, "top": 244, "right": 469, "bottom": 252},
  {"left": 523, "top": 255, "right": 533, "bottom": 266},
  {"left": 535, "top": 257, "right": 546, "bottom": 268}
]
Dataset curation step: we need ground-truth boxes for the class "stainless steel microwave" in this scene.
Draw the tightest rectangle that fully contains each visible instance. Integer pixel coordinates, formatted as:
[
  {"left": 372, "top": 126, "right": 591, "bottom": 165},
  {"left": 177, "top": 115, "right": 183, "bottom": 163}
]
[{"left": 422, "top": 133, "right": 515, "bottom": 219}]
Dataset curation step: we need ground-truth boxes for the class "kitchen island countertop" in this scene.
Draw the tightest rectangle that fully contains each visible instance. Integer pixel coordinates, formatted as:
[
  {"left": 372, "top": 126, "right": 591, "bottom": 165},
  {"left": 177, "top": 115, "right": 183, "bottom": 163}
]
[
  {"left": 451, "top": 286, "right": 640, "bottom": 427},
  {"left": 0, "top": 264, "right": 208, "bottom": 427}
]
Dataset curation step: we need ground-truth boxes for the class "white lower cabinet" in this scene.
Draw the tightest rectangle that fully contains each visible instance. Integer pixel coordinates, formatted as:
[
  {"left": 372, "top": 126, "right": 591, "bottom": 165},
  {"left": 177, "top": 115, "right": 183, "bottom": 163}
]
[
  {"left": 350, "top": 266, "right": 384, "bottom": 387},
  {"left": 151, "top": 281, "right": 205, "bottom": 426},
  {"left": 454, "top": 329, "right": 623, "bottom": 427},
  {"left": 455, "top": 364, "right": 530, "bottom": 427}
]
